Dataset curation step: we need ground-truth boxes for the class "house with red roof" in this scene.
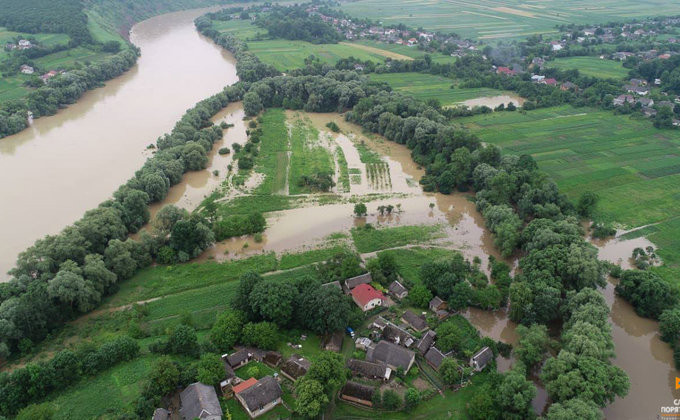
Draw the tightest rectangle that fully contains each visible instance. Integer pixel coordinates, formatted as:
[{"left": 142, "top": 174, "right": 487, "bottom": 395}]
[
  {"left": 496, "top": 66, "right": 516, "bottom": 76},
  {"left": 351, "top": 284, "right": 384, "bottom": 311},
  {"left": 541, "top": 78, "right": 558, "bottom": 86}
]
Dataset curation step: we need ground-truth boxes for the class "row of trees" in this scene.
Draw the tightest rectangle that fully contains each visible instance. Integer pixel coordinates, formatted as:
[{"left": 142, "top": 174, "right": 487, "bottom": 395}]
[
  {"left": 0, "top": 84, "right": 245, "bottom": 359},
  {"left": 0, "top": 336, "right": 139, "bottom": 416},
  {"left": 0, "top": 0, "right": 92, "bottom": 45},
  {"left": 254, "top": 4, "right": 344, "bottom": 44}
]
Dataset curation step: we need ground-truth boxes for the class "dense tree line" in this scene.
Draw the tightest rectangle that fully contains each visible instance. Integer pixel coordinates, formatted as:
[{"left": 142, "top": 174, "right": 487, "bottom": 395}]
[
  {"left": 0, "top": 48, "right": 139, "bottom": 139},
  {"left": 0, "top": 0, "right": 92, "bottom": 45},
  {"left": 254, "top": 4, "right": 343, "bottom": 44},
  {"left": 0, "top": 336, "right": 139, "bottom": 416},
  {"left": 0, "top": 85, "right": 244, "bottom": 359}
]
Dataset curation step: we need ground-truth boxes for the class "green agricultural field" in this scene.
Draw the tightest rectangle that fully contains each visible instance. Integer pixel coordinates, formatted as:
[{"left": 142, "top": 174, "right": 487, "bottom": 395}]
[
  {"left": 351, "top": 224, "right": 445, "bottom": 253},
  {"left": 212, "top": 18, "right": 267, "bottom": 40},
  {"left": 354, "top": 40, "right": 457, "bottom": 64},
  {"left": 337, "top": 0, "right": 680, "bottom": 40},
  {"left": 460, "top": 105, "right": 680, "bottom": 283},
  {"left": 546, "top": 56, "right": 630, "bottom": 79},
  {"left": 369, "top": 72, "right": 508, "bottom": 105},
  {"left": 288, "top": 115, "right": 334, "bottom": 195}
]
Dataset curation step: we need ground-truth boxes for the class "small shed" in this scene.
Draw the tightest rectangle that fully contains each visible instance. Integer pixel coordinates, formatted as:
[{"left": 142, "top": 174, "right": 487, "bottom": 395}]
[
  {"left": 322, "top": 331, "right": 344, "bottom": 352},
  {"left": 340, "top": 381, "right": 375, "bottom": 407},
  {"left": 429, "top": 296, "right": 447, "bottom": 312},
  {"left": 416, "top": 330, "right": 436, "bottom": 355},
  {"left": 280, "top": 355, "right": 311, "bottom": 381},
  {"left": 347, "top": 358, "right": 391, "bottom": 381}
]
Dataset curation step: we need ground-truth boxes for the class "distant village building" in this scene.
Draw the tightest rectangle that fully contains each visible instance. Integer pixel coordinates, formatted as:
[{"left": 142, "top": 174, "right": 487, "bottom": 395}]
[
  {"left": 20, "top": 65, "right": 34, "bottom": 74},
  {"left": 41, "top": 70, "right": 59, "bottom": 83},
  {"left": 470, "top": 346, "right": 494, "bottom": 372},
  {"left": 496, "top": 66, "right": 517, "bottom": 76},
  {"left": 612, "top": 51, "right": 634, "bottom": 61},
  {"left": 366, "top": 340, "right": 415, "bottom": 372},
  {"left": 18, "top": 39, "right": 32, "bottom": 49},
  {"left": 388, "top": 280, "right": 408, "bottom": 300},
  {"left": 429, "top": 296, "right": 447, "bottom": 312},
  {"left": 613, "top": 94, "right": 635, "bottom": 106},
  {"left": 351, "top": 283, "right": 384, "bottom": 311},
  {"left": 347, "top": 358, "right": 391, "bottom": 380},
  {"left": 407, "top": 38, "right": 418, "bottom": 47},
  {"left": 560, "top": 81, "right": 578, "bottom": 91},
  {"left": 234, "top": 376, "right": 283, "bottom": 418},
  {"left": 531, "top": 74, "right": 545, "bottom": 82},
  {"left": 401, "top": 310, "right": 428, "bottom": 332},
  {"left": 340, "top": 381, "right": 375, "bottom": 407},
  {"left": 180, "top": 382, "right": 222, "bottom": 420},
  {"left": 152, "top": 408, "right": 171, "bottom": 420}
]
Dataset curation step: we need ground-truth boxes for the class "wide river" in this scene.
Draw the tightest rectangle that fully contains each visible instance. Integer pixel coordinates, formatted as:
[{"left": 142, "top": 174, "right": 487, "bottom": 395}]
[
  {"left": 0, "top": 7, "right": 677, "bottom": 420},
  {"left": 0, "top": 8, "right": 237, "bottom": 281}
]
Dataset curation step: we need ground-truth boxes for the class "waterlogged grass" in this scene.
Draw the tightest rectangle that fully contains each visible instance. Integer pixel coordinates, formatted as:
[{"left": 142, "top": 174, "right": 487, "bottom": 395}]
[
  {"left": 253, "top": 108, "right": 290, "bottom": 195},
  {"left": 351, "top": 224, "right": 445, "bottom": 253},
  {"left": 336, "top": 146, "right": 351, "bottom": 192},
  {"left": 546, "top": 56, "right": 629, "bottom": 80},
  {"left": 369, "top": 72, "right": 507, "bottom": 105},
  {"left": 355, "top": 141, "right": 384, "bottom": 164},
  {"left": 288, "top": 115, "right": 334, "bottom": 195}
]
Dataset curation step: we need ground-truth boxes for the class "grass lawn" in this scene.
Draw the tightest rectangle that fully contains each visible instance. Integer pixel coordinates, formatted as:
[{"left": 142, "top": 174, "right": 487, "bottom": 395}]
[
  {"left": 252, "top": 108, "right": 290, "bottom": 195},
  {"left": 337, "top": 0, "right": 680, "bottom": 40},
  {"left": 546, "top": 56, "right": 629, "bottom": 79},
  {"left": 461, "top": 105, "right": 680, "bottom": 284},
  {"left": 369, "top": 72, "right": 508, "bottom": 105},
  {"left": 351, "top": 224, "right": 445, "bottom": 253},
  {"left": 378, "top": 247, "right": 459, "bottom": 286}
]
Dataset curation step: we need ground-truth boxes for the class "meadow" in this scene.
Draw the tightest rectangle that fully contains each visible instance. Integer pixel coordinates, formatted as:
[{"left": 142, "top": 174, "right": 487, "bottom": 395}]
[
  {"left": 460, "top": 105, "right": 680, "bottom": 282},
  {"left": 337, "top": 0, "right": 680, "bottom": 40},
  {"left": 546, "top": 56, "right": 629, "bottom": 79},
  {"left": 369, "top": 72, "right": 508, "bottom": 105}
]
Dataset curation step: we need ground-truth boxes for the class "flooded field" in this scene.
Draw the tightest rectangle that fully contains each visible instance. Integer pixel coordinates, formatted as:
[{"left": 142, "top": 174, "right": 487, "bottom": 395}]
[
  {"left": 460, "top": 94, "right": 525, "bottom": 109},
  {"left": 0, "top": 8, "right": 238, "bottom": 280}
]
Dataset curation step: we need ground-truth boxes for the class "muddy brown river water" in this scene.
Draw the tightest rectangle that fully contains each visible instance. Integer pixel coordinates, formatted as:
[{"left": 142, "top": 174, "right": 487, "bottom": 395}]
[
  {"left": 0, "top": 7, "right": 675, "bottom": 417},
  {"left": 0, "top": 8, "right": 238, "bottom": 281}
]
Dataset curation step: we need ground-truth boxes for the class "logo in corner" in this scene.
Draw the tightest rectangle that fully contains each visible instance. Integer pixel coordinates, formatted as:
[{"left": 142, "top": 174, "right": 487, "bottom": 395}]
[{"left": 676, "top": 377, "right": 680, "bottom": 390}]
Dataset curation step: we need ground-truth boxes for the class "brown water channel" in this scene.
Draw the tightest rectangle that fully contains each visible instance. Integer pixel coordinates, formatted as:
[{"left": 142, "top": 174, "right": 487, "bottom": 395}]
[{"left": 0, "top": 8, "right": 238, "bottom": 280}]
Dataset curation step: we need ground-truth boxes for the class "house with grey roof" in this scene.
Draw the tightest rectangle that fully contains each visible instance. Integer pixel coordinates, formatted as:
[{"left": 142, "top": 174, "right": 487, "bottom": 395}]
[
  {"left": 388, "top": 280, "right": 408, "bottom": 300},
  {"left": 470, "top": 346, "right": 494, "bottom": 372},
  {"left": 280, "top": 355, "right": 311, "bottom": 381},
  {"left": 322, "top": 280, "right": 343, "bottom": 291},
  {"left": 371, "top": 316, "right": 388, "bottom": 331},
  {"left": 416, "top": 330, "right": 436, "bottom": 355},
  {"left": 401, "top": 310, "right": 428, "bottom": 332},
  {"left": 347, "top": 358, "right": 391, "bottom": 381},
  {"left": 345, "top": 273, "right": 372, "bottom": 290},
  {"left": 235, "top": 376, "right": 282, "bottom": 418},
  {"left": 425, "top": 346, "right": 447, "bottom": 370},
  {"left": 226, "top": 348, "right": 253, "bottom": 369},
  {"left": 322, "top": 330, "right": 344, "bottom": 352},
  {"left": 152, "top": 408, "right": 171, "bottom": 420},
  {"left": 179, "top": 382, "right": 222, "bottom": 420},
  {"left": 340, "top": 381, "right": 375, "bottom": 407},
  {"left": 382, "top": 323, "right": 416, "bottom": 347},
  {"left": 366, "top": 340, "right": 415, "bottom": 373}
]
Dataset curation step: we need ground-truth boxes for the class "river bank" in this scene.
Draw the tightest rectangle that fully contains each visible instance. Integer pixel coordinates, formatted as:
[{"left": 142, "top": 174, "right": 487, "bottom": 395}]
[{"left": 0, "top": 8, "right": 238, "bottom": 281}]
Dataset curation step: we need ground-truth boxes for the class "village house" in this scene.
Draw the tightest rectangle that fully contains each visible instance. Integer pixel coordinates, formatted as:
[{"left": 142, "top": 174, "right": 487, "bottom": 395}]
[
  {"left": 351, "top": 283, "right": 385, "bottom": 311},
  {"left": 347, "top": 358, "right": 392, "bottom": 381},
  {"left": 659, "top": 53, "right": 672, "bottom": 60},
  {"left": 629, "top": 78, "right": 647, "bottom": 87},
  {"left": 626, "top": 85, "right": 649, "bottom": 95},
  {"left": 496, "top": 66, "right": 517, "bottom": 76},
  {"left": 643, "top": 107, "right": 657, "bottom": 117},
  {"left": 550, "top": 41, "right": 563, "bottom": 51},
  {"left": 345, "top": 273, "right": 372, "bottom": 290},
  {"left": 531, "top": 74, "right": 545, "bottom": 82},
  {"left": 382, "top": 322, "right": 416, "bottom": 347},
  {"left": 638, "top": 97, "right": 654, "bottom": 107},
  {"left": 388, "top": 280, "right": 408, "bottom": 300},
  {"left": 280, "top": 355, "right": 310, "bottom": 381},
  {"left": 180, "top": 382, "right": 222, "bottom": 420},
  {"left": 322, "top": 280, "right": 342, "bottom": 291},
  {"left": 152, "top": 408, "right": 171, "bottom": 420},
  {"left": 470, "top": 346, "right": 494, "bottom": 372},
  {"left": 424, "top": 346, "right": 447, "bottom": 370},
  {"left": 531, "top": 57, "right": 545, "bottom": 68},
  {"left": 429, "top": 296, "right": 447, "bottom": 312},
  {"left": 234, "top": 376, "right": 283, "bottom": 418},
  {"left": 41, "top": 70, "right": 59, "bottom": 83},
  {"left": 612, "top": 51, "right": 634, "bottom": 61},
  {"left": 322, "top": 330, "right": 344, "bottom": 352},
  {"left": 401, "top": 310, "right": 428, "bottom": 332},
  {"left": 262, "top": 351, "right": 282, "bottom": 368},
  {"left": 613, "top": 94, "right": 635, "bottom": 106},
  {"left": 340, "top": 381, "right": 375, "bottom": 407},
  {"left": 560, "top": 81, "right": 578, "bottom": 91},
  {"left": 541, "top": 78, "right": 558, "bottom": 86},
  {"left": 20, "top": 65, "right": 34, "bottom": 75},
  {"left": 18, "top": 39, "right": 32, "bottom": 49},
  {"left": 416, "top": 330, "right": 436, "bottom": 355},
  {"left": 407, "top": 38, "right": 418, "bottom": 47},
  {"left": 226, "top": 348, "right": 254, "bottom": 369},
  {"left": 366, "top": 340, "right": 416, "bottom": 373},
  {"left": 371, "top": 316, "right": 388, "bottom": 331}
]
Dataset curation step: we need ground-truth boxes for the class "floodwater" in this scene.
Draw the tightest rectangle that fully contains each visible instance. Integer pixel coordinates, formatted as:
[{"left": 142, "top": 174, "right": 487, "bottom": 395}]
[
  {"left": 197, "top": 112, "right": 505, "bottom": 266},
  {"left": 460, "top": 94, "right": 525, "bottom": 109},
  {"left": 0, "top": 8, "right": 238, "bottom": 280}
]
